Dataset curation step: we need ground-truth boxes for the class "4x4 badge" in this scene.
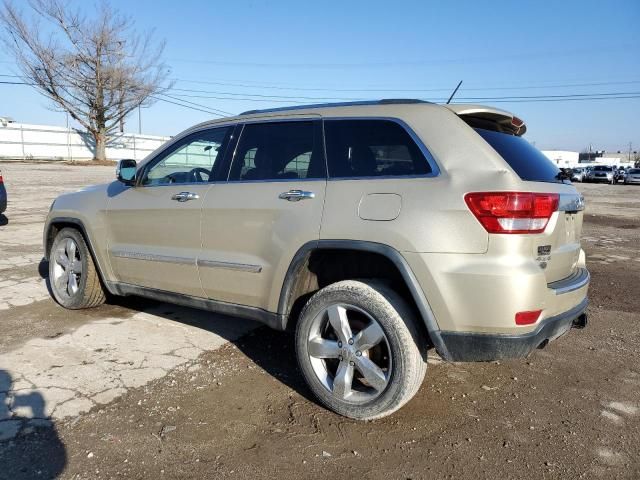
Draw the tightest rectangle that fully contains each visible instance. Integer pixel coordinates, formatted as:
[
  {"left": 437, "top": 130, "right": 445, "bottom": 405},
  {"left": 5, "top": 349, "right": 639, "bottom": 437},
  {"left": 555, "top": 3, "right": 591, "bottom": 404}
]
[{"left": 538, "top": 245, "right": 551, "bottom": 255}]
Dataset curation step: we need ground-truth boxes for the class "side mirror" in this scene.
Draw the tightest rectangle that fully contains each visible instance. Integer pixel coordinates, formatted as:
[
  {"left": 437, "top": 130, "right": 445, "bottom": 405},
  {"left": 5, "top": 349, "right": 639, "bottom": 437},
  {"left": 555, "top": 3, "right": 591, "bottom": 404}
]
[{"left": 116, "top": 159, "right": 137, "bottom": 186}]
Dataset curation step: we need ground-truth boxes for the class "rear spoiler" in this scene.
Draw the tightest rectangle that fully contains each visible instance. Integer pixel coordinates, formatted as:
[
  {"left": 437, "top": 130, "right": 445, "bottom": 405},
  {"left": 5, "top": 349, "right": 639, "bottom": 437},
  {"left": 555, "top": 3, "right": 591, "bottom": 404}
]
[{"left": 444, "top": 104, "right": 527, "bottom": 136}]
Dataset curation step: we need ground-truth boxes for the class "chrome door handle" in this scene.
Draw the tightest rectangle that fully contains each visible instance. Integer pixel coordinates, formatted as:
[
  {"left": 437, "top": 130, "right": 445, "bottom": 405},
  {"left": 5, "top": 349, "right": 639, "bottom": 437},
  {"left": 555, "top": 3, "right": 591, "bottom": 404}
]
[
  {"left": 171, "top": 191, "right": 200, "bottom": 202},
  {"left": 278, "top": 190, "right": 315, "bottom": 202}
]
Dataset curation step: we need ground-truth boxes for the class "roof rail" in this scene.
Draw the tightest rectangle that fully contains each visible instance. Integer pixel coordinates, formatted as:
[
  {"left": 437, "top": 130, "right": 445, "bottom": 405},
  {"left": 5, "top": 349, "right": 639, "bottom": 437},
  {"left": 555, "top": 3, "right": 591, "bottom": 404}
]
[{"left": 240, "top": 99, "right": 429, "bottom": 116}]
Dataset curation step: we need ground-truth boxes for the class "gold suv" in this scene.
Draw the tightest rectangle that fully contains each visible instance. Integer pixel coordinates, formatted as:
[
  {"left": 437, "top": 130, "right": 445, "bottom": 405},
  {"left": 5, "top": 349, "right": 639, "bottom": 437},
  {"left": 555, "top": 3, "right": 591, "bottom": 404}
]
[{"left": 44, "top": 100, "right": 589, "bottom": 419}]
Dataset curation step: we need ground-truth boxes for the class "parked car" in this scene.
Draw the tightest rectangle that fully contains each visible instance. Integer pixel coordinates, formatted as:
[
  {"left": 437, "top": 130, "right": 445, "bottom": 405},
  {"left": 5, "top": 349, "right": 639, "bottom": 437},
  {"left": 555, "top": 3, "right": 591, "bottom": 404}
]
[
  {"left": 0, "top": 169, "right": 6, "bottom": 214},
  {"left": 586, "top": 165, "right": 616, "bottom": 184},
  {"left": 571, "top": 167, "right": 586, "bottom": 182},
  {"left": 615, "top": 167, "right": 628, "bottom": 183},
  {"left": 624, "top": 168, "right": 640, "bottom": 184},
  {"left": 44, "top": 100, "right": 589, "bottom": 420}
]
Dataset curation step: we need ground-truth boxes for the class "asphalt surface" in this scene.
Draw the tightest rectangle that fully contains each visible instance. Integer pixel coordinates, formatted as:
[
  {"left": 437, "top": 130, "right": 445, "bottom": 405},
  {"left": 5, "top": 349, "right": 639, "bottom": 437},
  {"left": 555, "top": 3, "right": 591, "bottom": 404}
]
[{"left": 0, "top": 162, "right": 639, "bottom": 479}]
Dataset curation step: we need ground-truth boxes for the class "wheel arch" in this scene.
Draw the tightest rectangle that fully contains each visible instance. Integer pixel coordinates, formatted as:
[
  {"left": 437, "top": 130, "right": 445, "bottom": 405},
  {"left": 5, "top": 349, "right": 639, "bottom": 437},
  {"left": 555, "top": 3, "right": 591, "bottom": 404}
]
[
  {"left": 278, "top": 240, "right": 451, "bottom": 360},
  {"left": 44, "top": 216, "right": 115, "bottom": 295}
]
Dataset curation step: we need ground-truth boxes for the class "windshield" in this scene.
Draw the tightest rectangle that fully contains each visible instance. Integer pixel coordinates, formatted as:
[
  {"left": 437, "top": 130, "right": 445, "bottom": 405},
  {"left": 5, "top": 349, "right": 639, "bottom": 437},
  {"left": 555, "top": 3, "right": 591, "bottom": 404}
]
[
  {"left": 628, "top": 169, "right": 640, "bottom": 174},
  {"left": 593, "top": 166, "right": 612, "bottom": 171},
  {"left": 474, "top": 128, "right": 563, "bottom": 183}
]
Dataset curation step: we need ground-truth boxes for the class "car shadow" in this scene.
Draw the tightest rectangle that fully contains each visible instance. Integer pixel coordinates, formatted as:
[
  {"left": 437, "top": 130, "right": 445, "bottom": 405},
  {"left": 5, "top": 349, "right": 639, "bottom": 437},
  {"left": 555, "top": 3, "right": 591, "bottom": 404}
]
[
  {"left": 36, "top": 258, "right": 318, "bottom": 407},
  {"left": 0, "top": 370, "right": 67, "bottom": 479},
  {"left": 130, "top": 303, "right": 319, "bottom": 406},
  {"left": 0, "top": 214, "right": 8, "bottom": 226}
]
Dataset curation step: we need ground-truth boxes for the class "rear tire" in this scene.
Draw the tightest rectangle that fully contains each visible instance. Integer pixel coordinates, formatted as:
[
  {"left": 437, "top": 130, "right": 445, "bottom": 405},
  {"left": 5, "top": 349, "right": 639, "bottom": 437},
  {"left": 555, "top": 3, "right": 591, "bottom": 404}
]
[
  {"left": 295, "top": 280, "right": 426, "bottom": 420},
  {"left": 49, "top": 228, "right": 106, "bottom": 309}
]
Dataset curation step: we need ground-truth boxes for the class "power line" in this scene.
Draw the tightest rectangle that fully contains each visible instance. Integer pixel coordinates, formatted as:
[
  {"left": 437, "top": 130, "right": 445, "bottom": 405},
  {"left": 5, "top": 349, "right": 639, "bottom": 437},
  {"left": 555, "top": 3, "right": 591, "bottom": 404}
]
[
  {"left": 5, "top": 72, "right": 640, "bottom": 102},
  {"left": 168, "top": 89, "right": 640, "bottom": 104},
  {"left": 173, "top": 77, "right": 640, "bottom": 93},
  {"left": 158, "top": 93, "right": 234, "bottom": 116},
  {"left": 469, "top": 95, "right": 640, "bottom": 104},
  {"left": 3, "top": 79, "right": 640, "bottom": 108},
  {"left": 150, "top": 95, "right": 226, "bottom": 116},
  {"left": 169, "top": 89, "right": 364, "bottom": 102},
  {"left": 7, "top": 71, "right": 640, "bottom": 94},
  {"left": 0, "top": 80, "right": 231, "bottom": 116}
]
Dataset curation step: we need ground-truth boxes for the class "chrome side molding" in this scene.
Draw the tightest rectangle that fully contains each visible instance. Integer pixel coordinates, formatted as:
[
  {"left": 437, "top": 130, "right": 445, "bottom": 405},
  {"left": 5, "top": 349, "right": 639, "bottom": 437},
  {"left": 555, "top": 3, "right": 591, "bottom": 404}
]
[
  {"left": 196, "top": 258, "right": 262, "bottom": 273},
  {"left": 112, "top": 250, "right": 195, "bottom": 265},
  {"left": 111, "top": 249, "right": 262, "bottom": 273}
]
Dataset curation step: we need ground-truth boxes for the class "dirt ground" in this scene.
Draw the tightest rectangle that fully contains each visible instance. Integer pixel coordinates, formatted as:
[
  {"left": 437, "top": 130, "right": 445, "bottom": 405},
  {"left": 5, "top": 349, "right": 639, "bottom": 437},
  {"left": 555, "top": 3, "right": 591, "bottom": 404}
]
[{"left": 0, "top": 162, "right": 639, "bottom": 479}]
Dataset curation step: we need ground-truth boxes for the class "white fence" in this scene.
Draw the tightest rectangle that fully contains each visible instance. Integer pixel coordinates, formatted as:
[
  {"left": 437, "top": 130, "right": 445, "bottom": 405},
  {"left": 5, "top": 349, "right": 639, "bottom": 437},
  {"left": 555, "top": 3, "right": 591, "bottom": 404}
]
[{"left": 0, "top": 122, "right": 170, "bottom": 161}]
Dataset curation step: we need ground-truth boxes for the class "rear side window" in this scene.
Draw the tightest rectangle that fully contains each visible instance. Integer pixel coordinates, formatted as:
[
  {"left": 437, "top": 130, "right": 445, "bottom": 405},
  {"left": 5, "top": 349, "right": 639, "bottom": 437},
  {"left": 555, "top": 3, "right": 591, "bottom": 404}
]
[
  {"left": 229, "top": 121, "right": 324, "bottom": 181},
  {"left": 475, "top": 128, "right": 562, "bottom": 183},
  {"left": 324, "top": 120, "right": 432, "bottom": 178}
]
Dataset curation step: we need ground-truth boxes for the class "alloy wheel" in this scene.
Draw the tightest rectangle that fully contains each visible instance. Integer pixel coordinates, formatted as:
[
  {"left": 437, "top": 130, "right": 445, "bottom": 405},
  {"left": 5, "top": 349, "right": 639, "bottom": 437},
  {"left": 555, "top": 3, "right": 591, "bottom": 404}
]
[
  {"left": 52, "top": 238, "right": 83, "bottom": 298},
  {"left": 307, "top": 303, "right": 392, "bottom": 403}
]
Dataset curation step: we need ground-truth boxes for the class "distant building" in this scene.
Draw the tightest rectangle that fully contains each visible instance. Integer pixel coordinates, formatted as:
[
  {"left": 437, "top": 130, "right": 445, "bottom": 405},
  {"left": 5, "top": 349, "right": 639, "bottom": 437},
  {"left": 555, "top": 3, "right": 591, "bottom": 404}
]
[
  {"left": 542, "top": 150, "right": 579, "bottom": 167},
  {"left": 577, "top": 150, "right": 634, "bottom": 167},
  {"left": 542, "top": 150, "right": 635, "bottom": 168}
]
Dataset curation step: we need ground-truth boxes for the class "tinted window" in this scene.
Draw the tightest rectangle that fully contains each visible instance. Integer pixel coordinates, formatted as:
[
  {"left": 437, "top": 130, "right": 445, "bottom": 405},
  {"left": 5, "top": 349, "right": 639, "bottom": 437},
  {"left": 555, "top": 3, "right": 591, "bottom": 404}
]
[
  {"left": 142, "top": 127, "right": 233, "bottom": 185},
  {"left": 475, "top": 128, "right": 562, "bottom": 183},
  {"left": 324, "top": 120, "right": 432, "bottom": 178},
  {"left": 628, "top": 169, "right": 640, "bottom": 174},
  {"left": 593, "top": 166, "right": 612, "bottom": 172},
  {"left": 229, "top": 121, "right": 323, "bottom": 181}
]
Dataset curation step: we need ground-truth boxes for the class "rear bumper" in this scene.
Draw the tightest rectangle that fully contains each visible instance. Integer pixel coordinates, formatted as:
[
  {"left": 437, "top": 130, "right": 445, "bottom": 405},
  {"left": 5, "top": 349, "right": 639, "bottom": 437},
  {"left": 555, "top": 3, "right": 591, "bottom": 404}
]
[{"left": 439, "top": 297, "right": 588, "bottom": 361}]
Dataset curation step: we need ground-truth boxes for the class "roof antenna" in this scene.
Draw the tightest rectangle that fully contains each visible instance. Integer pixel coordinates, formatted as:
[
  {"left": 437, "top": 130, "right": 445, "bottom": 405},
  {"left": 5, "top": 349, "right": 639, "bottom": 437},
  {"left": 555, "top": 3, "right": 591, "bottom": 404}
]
[{"left": 446, "top": 80, "right": 463, "bottom": 104}]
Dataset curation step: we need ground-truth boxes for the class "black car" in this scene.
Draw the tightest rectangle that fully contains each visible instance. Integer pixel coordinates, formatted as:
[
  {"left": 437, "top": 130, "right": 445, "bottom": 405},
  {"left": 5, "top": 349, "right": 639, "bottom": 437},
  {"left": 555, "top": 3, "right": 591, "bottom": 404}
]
[{"left": 0, "top": 169, "right": 6, "bottom": 214}]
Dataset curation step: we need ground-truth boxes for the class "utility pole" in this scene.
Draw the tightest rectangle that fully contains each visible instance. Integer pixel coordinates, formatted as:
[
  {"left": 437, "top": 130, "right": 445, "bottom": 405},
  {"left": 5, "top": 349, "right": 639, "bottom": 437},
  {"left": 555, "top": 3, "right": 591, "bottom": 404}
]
[
  {"left": 629, "top": 142, "right": 632, "bottom": 164},
  {"left": 138, "top": 105, "right": 142, "bottom": 134}
]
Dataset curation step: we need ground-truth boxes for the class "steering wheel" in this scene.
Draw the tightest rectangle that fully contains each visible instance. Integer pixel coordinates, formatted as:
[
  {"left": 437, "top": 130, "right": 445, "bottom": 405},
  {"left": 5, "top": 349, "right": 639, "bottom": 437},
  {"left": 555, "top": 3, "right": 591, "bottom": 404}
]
[{"left": 188, "top": 167, "right": 212, "bottom": 183}]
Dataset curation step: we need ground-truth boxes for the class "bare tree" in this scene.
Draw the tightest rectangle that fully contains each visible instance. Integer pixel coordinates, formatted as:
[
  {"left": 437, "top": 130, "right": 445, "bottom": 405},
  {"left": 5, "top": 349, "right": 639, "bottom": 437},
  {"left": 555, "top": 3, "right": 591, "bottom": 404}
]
[{"left": 0, "top": 0, "right": 172, "bottom": 160}]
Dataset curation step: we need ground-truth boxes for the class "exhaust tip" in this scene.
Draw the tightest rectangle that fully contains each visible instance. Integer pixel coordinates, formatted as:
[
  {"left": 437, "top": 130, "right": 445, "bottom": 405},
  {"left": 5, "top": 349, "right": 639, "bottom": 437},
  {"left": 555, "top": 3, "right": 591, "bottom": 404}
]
[
  {"left": 536, "top": 339, "right": 549, "bottom": 350},
  {"left": 572, "top": 314, "right": 588, "bottom": 329}
]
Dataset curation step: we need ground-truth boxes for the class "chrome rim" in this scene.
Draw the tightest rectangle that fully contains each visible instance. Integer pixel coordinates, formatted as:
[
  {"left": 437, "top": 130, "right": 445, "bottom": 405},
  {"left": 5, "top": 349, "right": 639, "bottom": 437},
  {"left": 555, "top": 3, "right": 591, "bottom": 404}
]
[
  {"left": 307, "top": 303, "right": 392, "bottom": 404},
  {"left": 52, "top": 238, "right": 82, "bottom": 298}
]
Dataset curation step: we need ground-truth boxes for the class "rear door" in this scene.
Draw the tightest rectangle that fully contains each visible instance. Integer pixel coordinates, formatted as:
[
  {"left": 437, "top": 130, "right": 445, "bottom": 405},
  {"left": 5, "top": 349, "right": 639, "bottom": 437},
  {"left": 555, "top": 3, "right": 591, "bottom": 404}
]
[
  {"left": 198, "top": 118, "right": 326, "bottom": 311},
  {"left": 474, "top": 127, "right": 584, "bottom": 283},
  {"left": 106, "top": 126, "right": 235, "bottom": 296}
]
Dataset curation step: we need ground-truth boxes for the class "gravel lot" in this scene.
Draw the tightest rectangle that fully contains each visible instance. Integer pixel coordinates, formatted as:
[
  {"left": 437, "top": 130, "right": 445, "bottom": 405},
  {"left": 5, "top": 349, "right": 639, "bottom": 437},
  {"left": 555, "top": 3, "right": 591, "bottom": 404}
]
[{"left": 0, "top": 162, "right": 639, "bottom": 479}]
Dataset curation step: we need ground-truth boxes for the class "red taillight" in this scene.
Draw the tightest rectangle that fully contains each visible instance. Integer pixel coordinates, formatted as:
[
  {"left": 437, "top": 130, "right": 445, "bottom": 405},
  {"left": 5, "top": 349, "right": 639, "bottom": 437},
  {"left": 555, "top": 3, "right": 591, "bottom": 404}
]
[
  {"left": 515, "top": 310, "right": 542, "bottom": 325},
  {"left": 464, "top": 192, "right": 559, "bottom": 234},
  {"left": 0, "top": 173, "right": 3, "bottom": 184}
]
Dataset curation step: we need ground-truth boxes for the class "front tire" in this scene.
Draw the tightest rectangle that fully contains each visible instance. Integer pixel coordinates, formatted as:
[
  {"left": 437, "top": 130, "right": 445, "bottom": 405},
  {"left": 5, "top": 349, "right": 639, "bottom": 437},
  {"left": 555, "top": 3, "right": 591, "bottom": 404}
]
[
  {"left": 295, "top": 280, "right": 426, "bottom": 420},
  {"left": 49, "top": 228, "right": 106, "bottom": 309}
]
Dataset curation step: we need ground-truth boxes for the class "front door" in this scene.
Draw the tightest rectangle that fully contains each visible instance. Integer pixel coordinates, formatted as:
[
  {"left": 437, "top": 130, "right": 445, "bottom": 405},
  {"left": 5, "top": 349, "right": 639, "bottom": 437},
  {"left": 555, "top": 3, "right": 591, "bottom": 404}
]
[
  {"left": 106, "top": 126, "right": 235, "bottom": 297},
  {"left": 198, "top": 119, "right": 326, "bottom": 311}
]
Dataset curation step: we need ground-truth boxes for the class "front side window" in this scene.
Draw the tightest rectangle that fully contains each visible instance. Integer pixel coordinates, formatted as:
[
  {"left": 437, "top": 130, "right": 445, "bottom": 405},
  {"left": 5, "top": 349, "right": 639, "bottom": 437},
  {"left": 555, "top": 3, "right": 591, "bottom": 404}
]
[
  {"left": 229, "top": 121, "right": 323, "bottom": 181},
  {"left": 142, "top": 126, "right": 233, "bottom": 186},
  {"left": 324, "top": 119, "right": 432, "bottom": 178}
]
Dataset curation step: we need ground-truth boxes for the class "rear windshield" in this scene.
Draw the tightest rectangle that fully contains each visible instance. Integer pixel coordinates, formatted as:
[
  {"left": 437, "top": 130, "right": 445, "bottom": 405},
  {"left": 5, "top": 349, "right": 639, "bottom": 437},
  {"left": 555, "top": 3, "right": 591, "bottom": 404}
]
[
  {"left": 628, "top": 169, "right": 640, "bottom": 174},
  {"left": 593, "top": 166, "right": 612, "bottom": 171},
  {"left": 474, "top": 128, "right": 562, "bottom": 183}
]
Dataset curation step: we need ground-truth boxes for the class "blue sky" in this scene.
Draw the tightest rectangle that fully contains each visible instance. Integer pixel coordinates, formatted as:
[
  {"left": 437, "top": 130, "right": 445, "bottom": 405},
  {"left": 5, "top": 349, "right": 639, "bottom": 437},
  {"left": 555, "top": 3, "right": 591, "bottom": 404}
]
[{"left": 1, "top": 0, "right": 639, "bottom": 152}]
